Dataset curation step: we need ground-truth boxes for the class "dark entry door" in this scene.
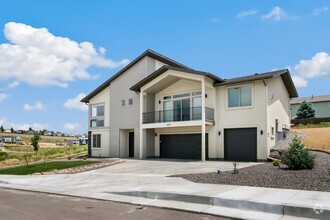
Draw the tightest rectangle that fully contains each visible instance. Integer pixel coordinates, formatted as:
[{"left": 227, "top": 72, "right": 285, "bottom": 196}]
[
  {"left": 129, "top": 132, "right": 134, "bottom": 158},
  {"left": 224, "top": 128, "right": 257, "bottom": 162},
  {"left": 160, "top": 134, "right": 208, "bottom": 160}
]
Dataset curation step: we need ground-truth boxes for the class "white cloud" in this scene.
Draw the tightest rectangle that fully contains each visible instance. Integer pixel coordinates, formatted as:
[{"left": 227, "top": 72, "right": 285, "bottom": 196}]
[
  {"left": 8, "top": 81, "right": 20, "bottom": 88},
  {"left": 23, "top": 101, "right": 45, "bottom": 111},
  {"left": 0, "top": 22, "right": 130, "bottom": 87},
  {"left": 64, "top": 93, "right": 88, "bottom": 111},
  {"left": 0, "top": 92, "right": 8, "bottom": 102},
  {"left": 0, "top": 117, "right": 48, "bottom": 130},
  {"left": 313, "top": 6, "right": 328, "bottom": 15},
  {"left": 289, "top": 52, "right": 330, "bottom": 88},
  {"left": 294, "top": 52, "right": 330, "bottom": 79},
  {"left": 211, "top": 18, "right": 220, "bottom": 23},
  {"left": 64, "top": 122, "right": 81, "bottom": 131},
  {"left": 262, "top": 6, "right": 288, "bottom": 21},
  {"left": 237, "top": 10, "right": 258, "bottom": 19},
  {"left": 292, "top": 76, "right": 308, "bottom": 88}
]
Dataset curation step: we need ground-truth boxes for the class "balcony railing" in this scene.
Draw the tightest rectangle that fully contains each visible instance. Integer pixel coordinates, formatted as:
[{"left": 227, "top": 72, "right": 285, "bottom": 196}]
[{"left": 142, "top": 107, "right": 215, "bottom": 124}]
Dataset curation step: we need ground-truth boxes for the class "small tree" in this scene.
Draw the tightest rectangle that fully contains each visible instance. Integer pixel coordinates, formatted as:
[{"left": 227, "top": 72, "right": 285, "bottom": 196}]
[
  {"left": 295, "top": 100, "right": 315, "bottom": 119},
  {"left": 282, "top": 135, "right": 316, "bottom": 170},
  {"left": 43, "top": 150, "right": 49, "bottom": 165},
  {"left": 23, "top": 154, "right": 32, "bottom": 167},
  {"left": 31, "top": 134, "right": 41, "bottom": 158},
  {"left": 0, "top": 126, "right": 4, "bottom": 132},
  {"left": 10, "top": 127, "right": 14, "bottom": 133}
]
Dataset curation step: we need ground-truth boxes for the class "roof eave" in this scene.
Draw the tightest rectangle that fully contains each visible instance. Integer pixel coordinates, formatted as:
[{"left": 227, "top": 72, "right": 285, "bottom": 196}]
[
  {"left": 130, "top": 66, "right": 223, "bottom": 93},
  {"left": 80, "top": 49, "right": 192, "bottom": 103}
]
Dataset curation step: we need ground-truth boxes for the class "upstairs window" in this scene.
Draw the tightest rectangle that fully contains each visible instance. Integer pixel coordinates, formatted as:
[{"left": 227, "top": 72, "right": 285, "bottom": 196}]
[
  {"left": 91, "top": 104, "right": 104, "bottom": 117},
  {"left": 90, "top": 103, "right": 105, "bottom": 128},
  {"left": 228, "top": 85, "right": 252, "bottom": 108},
  {"left": 128, "top": 99, "right": 133, "bottom": 105}
]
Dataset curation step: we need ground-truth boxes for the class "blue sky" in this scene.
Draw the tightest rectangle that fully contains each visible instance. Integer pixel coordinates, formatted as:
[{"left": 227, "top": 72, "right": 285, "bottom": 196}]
[{"left": 0, "top": 0, "right": 329, "bottom": 134}]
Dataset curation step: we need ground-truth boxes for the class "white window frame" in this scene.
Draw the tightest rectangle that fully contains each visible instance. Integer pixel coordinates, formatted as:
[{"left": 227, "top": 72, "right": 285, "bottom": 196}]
[
  {"left": 89, "top": 102, "right": 105, "bottom": 128},
  {"left": 92, "top": 134, "right": 101, "bottom": 149},
  {"left": 226, "top": 83, "right": 254, "bottom": 110}
]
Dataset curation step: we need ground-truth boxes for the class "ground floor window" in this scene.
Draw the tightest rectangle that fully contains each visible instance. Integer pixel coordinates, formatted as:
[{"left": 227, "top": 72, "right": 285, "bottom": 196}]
[{"left": 92, "top": 134, "right": 101, "bottom": 148}]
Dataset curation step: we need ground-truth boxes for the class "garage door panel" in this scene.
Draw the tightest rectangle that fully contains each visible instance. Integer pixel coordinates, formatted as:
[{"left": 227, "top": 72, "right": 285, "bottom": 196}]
[
  {"left": 160, "top": 134, "right": 208, "bottom": 160},
  {"left": 224, "top": 128, "right": 257, "bottom": 162}
]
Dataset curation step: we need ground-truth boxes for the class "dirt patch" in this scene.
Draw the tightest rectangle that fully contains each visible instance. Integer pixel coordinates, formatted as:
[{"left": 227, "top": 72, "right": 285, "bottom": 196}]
[
  {"left": 293, "top": 127, "right": 330, "bottom": 152},
  {"left": 173, "top": 152, "right": 330, "bottom": 192}
]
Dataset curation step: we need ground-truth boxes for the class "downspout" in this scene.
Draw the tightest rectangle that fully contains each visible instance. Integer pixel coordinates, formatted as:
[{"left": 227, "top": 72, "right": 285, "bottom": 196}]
[{"left": 263, "top": 78, "right": 269, "bottom": 159}]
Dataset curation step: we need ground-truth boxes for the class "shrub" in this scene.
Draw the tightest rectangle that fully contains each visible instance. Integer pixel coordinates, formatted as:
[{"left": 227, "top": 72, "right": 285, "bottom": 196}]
[
  {"left": 0, "top": 152, "right": 9, "bottom": 161},
  {"left": 67, "top": 156, "right": 72, "bottom": 160},
  {"left": 83, "top": 156, "right": 87, "bottom": 161},
  {"left": 282, "top": 136, "right": 316, "bottom": 170},
  {"left": 272, "top": 160, "right": 280, "bottom": 166}
]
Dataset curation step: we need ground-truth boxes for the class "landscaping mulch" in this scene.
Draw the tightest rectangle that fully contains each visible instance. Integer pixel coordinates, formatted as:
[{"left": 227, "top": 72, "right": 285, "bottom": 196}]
[
  {"left": 33, "top": 159, "right": 125, "bottom": 175},
  {"left": 173, "top": 152, "right": 330, "bottom": 192}
]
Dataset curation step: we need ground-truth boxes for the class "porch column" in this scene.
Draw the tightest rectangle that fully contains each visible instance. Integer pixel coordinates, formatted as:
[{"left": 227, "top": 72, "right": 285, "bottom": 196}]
[
  {"left": 201, "top": 78, "right": 206, "bottom": 162},
  {"left": 139, "top": 91, "right": 144, "bottom": 159}
]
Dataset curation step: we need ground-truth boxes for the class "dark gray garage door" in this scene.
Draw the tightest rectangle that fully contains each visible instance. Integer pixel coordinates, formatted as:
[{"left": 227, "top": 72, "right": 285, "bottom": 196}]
[
  {"left": 224, "top": 128, "right": 257, "bottom": 162},
  {"left": 160, "top": 134, "right": 208, "bottom": 160}
]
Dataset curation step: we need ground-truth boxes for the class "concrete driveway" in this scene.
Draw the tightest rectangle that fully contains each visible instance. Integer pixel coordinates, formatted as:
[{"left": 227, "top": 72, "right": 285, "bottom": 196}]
[
  {"left": 0, "top": 159, "right": 259, "bottom": 197},
  {"left": 89, "top": 159, "right": 259, "bottom": 176}
]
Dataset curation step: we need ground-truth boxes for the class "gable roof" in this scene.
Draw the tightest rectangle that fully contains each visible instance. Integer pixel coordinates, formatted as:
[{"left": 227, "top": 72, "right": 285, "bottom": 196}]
[
  {"left": 81, "top": 49, "right": 192, "bottom": 103},
  {"left": 213, "top": 69, "right": 298, "bottom": 98},
  {"left": 130, "top": 65, "right": 223, "bottom": 92},
  {"left": 290, "top": 95, "right": 330, "bottom": 104}
]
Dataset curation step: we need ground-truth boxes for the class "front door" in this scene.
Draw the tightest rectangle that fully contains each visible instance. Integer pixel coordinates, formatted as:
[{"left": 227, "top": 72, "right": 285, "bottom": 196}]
[{"left": 129, "top": 132, "right": 134, "bottom": 158}]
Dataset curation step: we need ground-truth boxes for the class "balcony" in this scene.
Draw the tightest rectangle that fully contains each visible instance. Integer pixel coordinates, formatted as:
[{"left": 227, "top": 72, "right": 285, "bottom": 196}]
[{"left": 142, "top": 107, "right": 214, "bottom": 124}]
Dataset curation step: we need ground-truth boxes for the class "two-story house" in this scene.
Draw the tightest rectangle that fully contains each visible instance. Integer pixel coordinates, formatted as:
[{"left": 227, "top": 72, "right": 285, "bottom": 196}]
[{"left": 81, "top": 49, "right": 298, "bottom": 162}]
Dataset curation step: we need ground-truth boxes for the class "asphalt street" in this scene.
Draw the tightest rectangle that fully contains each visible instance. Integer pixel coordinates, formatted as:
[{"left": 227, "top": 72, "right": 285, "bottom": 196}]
[{"left": 0, "top": 188, "right": 228, "bottom": 220}]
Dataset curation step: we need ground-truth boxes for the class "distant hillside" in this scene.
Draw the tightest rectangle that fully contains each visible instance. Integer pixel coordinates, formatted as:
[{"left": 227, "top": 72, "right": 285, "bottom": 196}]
[{"left": 0, "top": 133, "right": 76, "bottom": 144}]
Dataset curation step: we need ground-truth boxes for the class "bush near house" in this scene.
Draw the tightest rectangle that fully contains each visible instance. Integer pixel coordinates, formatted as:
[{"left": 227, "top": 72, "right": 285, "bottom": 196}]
[{"left": 282, "top": 136, "right": 316, "bottom": 170}]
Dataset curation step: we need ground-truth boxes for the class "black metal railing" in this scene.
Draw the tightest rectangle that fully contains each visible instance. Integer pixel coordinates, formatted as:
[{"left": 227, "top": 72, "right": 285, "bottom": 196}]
[{"left": 142, "top": 107, "right": 215, "bottom": 124}]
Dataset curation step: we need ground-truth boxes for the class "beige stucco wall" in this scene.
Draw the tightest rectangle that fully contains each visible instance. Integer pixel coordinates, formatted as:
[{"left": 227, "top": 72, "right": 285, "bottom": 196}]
[
  {"left": 89, "top": 86, "right": 110, "bottom": 157},
  {"left": 216, "top": 81, "right": 268, "bottom": 160},
  {"left": 266, "top": 77, "right": 290, "bottom": 150},
  {"left": 91, "top": 129, "right": 110, "bottom": 157},
  {"left": 89, "top": 86, "right": 110, "bottom": 127}
]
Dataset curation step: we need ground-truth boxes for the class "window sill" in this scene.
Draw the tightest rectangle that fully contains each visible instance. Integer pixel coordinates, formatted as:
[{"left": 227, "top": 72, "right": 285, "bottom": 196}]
[
  {"left": 226, "top": 105, "right": 253, "bottom": 111},
  {"left": 92, "top": 148, "right": 102, "bottom": 150}
]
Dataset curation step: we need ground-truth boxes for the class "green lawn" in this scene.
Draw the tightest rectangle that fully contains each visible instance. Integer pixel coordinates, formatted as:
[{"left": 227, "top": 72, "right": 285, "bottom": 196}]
[{"left": 0, "top": 161, "right": 97, "bottom": 175}]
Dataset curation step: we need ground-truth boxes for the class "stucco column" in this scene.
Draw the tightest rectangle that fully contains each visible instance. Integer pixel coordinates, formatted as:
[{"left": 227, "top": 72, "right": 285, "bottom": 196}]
[
  {"left": 201, "top": 78, "right": 206, "bottom": 162},
  {"left": 139, "top": 91, "right": 144, "bottom": 159}
]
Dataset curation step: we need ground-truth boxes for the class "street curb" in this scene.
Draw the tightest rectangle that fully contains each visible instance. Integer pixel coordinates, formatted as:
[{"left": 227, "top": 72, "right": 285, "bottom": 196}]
[{"left": 1, "top": 185, "right": 328, "bottom": 219}]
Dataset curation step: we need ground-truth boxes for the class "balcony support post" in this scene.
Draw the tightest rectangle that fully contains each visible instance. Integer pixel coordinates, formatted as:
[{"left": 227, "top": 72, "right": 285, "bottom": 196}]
[
  {"left": 201, "top": 78, "right": 206, "bottom": 162},
  {"left": 139, "top": 91, "right": 144, "bottom": 159}
]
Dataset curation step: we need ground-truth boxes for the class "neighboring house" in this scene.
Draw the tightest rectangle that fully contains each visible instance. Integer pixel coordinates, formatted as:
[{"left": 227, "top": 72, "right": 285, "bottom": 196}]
[
  {"left": 81, "top": 49, "right": 298, "bottom": 162},
  {"left": 290, "top": 95, "right": 330, "bottom": 119},
  {"left": 3, "top": 129, "right": 11, "bottom": 133}
]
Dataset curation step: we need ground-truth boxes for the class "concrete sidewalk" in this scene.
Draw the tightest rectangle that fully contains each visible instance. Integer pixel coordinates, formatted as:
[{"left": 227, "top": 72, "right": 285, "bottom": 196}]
[{"left": 0, "top": 159, "right": 329, "bottom": 220}]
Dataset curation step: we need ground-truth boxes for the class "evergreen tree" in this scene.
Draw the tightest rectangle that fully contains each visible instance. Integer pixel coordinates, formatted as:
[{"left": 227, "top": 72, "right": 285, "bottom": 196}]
[
  {"left": 295, "top": 100, "right": 315, "bottom": 119},
  {"left": 10, "top": 127, "right": 14, "bottom": 133},
  {"left": 0, "top": 126, "right": 3, "bottom": 132}
]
